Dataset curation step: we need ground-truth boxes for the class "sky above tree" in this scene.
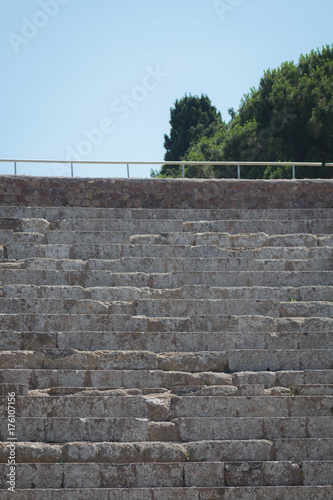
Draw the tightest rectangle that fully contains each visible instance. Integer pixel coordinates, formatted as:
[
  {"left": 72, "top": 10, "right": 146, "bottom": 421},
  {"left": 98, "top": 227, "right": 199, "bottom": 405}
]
[{"left": 1, "top": 0, "right": 332, "bottom": 178}]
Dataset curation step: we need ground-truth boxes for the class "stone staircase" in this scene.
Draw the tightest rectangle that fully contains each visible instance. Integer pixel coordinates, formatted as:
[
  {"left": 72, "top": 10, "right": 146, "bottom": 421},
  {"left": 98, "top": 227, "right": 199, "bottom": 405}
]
[{"left": 0, "top": 205, "right": 332, "bottom": 499}]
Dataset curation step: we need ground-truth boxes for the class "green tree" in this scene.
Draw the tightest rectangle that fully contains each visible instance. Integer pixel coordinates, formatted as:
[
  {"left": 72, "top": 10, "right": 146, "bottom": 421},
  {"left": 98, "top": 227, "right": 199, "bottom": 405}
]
[
  {"left": 156, "top": 94, "right": 223, "bottom": 177},
  {"left": 184, "top": 45, "right": 333, "bottom": 179},
  {"left": 222, "top": 45, "right": 333, "bottom": 178},
  {"left": 185, "top": 125, "right": 232, "bottom": 178}
]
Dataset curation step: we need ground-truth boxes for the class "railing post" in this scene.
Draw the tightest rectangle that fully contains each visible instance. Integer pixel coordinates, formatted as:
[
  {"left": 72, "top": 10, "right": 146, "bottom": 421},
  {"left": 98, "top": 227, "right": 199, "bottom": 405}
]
[
  {"left": 292, "top": 165, "right": 295, "bottom": 179},
  {"left": 127, "top": 164, "right": 130, "bottom": 178},
  {"left": 237, "top": 164, "right": 240, "bottom": 179},
  {"left": 182, "top": 164, "right": 185, "bottom": 178},
  {"left": 71, "top": 163, "right": 73, "bottom": 177},
  {"left": 14, "top": 161, "right": 17, "bottom": 175}
]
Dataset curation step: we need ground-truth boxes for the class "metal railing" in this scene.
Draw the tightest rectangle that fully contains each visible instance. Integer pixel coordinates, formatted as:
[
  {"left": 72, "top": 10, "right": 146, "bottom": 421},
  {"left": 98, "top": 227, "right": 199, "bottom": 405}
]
[{"left": 0, "top": 159, "right": 332, "bottom": 179}]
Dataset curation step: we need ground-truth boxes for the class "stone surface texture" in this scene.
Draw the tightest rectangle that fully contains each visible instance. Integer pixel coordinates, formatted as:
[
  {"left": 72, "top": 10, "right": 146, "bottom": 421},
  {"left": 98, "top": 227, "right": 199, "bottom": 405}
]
[
  {"left": 0, "top": 176, "right": 332, "bottom": 497},
  {"left": 0, "top": 176, "right": 332, "bottom": 208}
]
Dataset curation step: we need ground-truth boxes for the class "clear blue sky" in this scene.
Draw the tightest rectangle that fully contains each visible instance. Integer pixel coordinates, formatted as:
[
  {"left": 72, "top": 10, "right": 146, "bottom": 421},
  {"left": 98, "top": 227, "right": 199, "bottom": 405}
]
[{"left": 0, "top": 0, "right": 332, "bottom": 178}]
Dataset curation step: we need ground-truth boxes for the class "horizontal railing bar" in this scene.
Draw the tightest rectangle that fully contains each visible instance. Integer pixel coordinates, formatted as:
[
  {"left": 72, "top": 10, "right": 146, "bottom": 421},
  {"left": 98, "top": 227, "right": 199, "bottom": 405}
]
[{"left": 0, "top": 159, "right": 333, "bottom": 166}]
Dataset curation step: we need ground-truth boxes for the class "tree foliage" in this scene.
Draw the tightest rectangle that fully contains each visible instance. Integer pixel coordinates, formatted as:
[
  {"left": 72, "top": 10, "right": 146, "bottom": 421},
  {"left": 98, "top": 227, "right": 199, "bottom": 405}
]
[
  {"left": 223, "top": 45, "right": 333, "bottom": 178},
  {"left": 154, "top": 46, "right": 333, "bottom": 179},
  {"left": 155, "top": 94, "right": 223, "bottom": 177}
]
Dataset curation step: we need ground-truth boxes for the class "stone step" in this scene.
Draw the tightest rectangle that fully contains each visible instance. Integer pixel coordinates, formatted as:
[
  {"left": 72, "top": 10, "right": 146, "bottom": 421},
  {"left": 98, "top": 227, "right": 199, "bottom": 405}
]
[
  {"left": 1, "top": 369, "right": 332, "bottom": 391},
  {"left": 1, "top": 270, "right": 331, "bottom": 288},
  {"left": 1, "top": 229, "right": 326, "bottom": 248},
  {"left": 176, "top": 417, "right": 333, "bottom": 442},
  {"left": 280, "top": 302, "right": 333, "bottom": 318},
  {"left": 50, "top": 218, "right": 185, "bottom": 233},
  {"left": 44, "top": 217, "right": 333, "bottom": 234},
  {"left": 0, "top": 218, "right": 49, "bottom": 232},
  {"left": 2, "top": 395, "right": 332, "bottom": 418},
  {"left": 225, "top": 384, "right": 333, "bottom": 397},
  {"left": 0, "top": 383, "right": 27, "bottom": 396},
  {"left": 0, "top": 298, "right": 284, "bottom": 317},
  {"left": 228, "top": 349, "right": 333, "bottom": 371},
  {"left": 89, "top": 257, "right": 332, "bottom": 272},
  {"left": 1, "top": 416, "right": 331, "bottom": 443},
  {"left": 129, "top": 232, "right": 321, "bottom": 248},
  {"left": 288, "top": 384, "right": 333, "bottom": 395},
  {"left": 200, "top": 383, "right": 333, "bottom": 397},
  {"left": 0, "top": 270, "right": 174, "bottom": 288},
  {"left": 0, "top": 418, "right": 150, "bottom": 443},
  {"left": 5, "top": 242, "right": 75, "bottom": 260},
  {"left": 2, "top": 256, "right": 331, "bottom": 272},
  {"left": 30, "top": 383, "right": 333, "bottom": 397},
  {"left": 0, "top": 350, "right": 228, "bottom": 372},
  {"left": 0, "top": 231, "right": 45, "bottom": 245},
  {"left": 3, "top": 284, "right": 333, "bottom": 302},
  {"left": 33, "top": 385, "right": 235, "bottom": 397},
  {"left": 1, "top": 313, "right": 332, "bottom": 333},
  {"left": 0, "top": 461, "right": 226, "bottom": 488},
  {"left": 0, "top": 442, "right": 276, "bottom": 463},
  {"left": 257, "top": 247, "right": 333, "bottom": 259},
  {"left": 274, "top": 439, "right": 333, "bottom": 461},
  {"left": 0, "top": 461, "right": 332, "bottom": 488},
  {"left": 0, "top": 298, "right": 133, "bottom": 315},
  {"left": 234, "top": 370, "right": 333, "bottom": 388},
  {"left": 223, "top": 462, "right": 333, "bottom": 487},
  {"left": 0, "top": 331, "right": 22, "bottom": 349},
  {"left": 2, "top": 206, "right": 333, "bottom": 220},
  {"left": 2, "top": 330, "right": 332, "bottom": 352},
  {"left": 174, "top": 396, "right": 333, "bottom": 418},
  {"left": 2, "top": 437, "right": 332, "bottom": 464},
  {"left": 0, "top": 486, "right": 332, "bottom": 500},
  {"left": 5, "top": 242, "right": 333, "bottom": 260},
  {"left": 182, "top": 219, "right": 332, "bottom": 235},
  {"left": 1, "top": 230, "right": 132, "bottom": 245},
  {"left": 186, "top": 440, "right": 333, "bottom": 462},
  {"left": 0, "top": 368, "right": 232, "bottom": 390},
  {"left": 136, "top": 299, "right": 333, "bottom": 318},
  {"left": 2, "top": 216, "right": 329, "bottom": 234},
  {"left": 27, "top": 383, "right": 331, "bottom": 398},
  {"left": 157, "top": 234, "right": 331, "bottom": 248},
  {"left": 0, "top": 440, "right": 188, "bottom": 461},
  {"left": 0, "top": 349, "right": 331, "bottom": 372}
]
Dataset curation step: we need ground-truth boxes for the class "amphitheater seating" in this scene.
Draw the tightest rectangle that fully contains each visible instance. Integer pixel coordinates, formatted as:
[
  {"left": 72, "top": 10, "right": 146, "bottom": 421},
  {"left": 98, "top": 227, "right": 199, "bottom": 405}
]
[{"left": 0, "top": 205, "right": 332, "bottom": 498}]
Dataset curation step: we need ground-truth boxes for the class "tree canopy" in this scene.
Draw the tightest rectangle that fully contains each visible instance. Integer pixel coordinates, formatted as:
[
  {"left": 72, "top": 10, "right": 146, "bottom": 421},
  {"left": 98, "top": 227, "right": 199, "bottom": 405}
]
[
  {"left": 155, "top": 94, "right": 223, "bottom": 177},
  {"left": 153, "top": 46, "right": 333, "bottom": 179}
]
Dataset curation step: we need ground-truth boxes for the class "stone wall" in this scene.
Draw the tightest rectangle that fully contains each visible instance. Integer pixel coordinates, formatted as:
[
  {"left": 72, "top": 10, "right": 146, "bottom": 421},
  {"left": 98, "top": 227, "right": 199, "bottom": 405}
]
[{"left": 0, "top": 176, "right": 332, "bottom": 209}]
